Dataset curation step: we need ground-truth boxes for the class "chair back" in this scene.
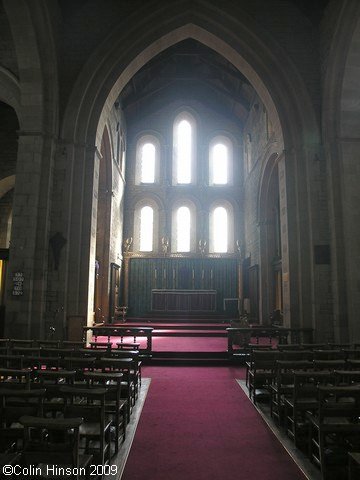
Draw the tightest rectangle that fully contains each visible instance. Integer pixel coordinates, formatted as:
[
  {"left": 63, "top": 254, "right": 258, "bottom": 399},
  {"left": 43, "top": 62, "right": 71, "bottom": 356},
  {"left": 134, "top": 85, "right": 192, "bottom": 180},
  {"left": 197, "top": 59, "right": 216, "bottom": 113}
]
[
  {"left": 0, "top": 388, "right": 46, "bottom": 427},
  {"left": 20, "top": 415, "right": 84, "bottom": 469}
]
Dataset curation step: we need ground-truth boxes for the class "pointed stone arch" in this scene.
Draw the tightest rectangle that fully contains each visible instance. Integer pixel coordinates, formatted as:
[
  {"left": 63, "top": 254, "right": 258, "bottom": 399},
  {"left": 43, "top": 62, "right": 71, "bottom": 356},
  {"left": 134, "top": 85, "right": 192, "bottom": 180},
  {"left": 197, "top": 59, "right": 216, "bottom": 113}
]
[{"left": 59, "top": 4, "right": 322, "bottom": 329}]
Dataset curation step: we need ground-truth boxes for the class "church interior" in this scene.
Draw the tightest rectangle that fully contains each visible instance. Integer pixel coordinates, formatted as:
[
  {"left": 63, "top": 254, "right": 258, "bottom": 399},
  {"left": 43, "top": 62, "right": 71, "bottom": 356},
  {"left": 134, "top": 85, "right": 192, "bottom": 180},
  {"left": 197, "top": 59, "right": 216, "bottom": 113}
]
[{"left": 0, "top": 1, "right": 360, "bottom": 479}]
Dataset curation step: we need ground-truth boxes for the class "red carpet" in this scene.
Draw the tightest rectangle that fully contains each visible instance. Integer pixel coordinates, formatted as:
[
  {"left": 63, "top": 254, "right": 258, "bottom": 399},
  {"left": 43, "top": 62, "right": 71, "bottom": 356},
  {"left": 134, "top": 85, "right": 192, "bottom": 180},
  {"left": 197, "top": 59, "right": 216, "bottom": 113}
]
[
  {"left": 121, "top": 366, "right": 306, "bottom": 480},
  {"left": 146, "top": 336, "right": 227, "bottom": 352}
]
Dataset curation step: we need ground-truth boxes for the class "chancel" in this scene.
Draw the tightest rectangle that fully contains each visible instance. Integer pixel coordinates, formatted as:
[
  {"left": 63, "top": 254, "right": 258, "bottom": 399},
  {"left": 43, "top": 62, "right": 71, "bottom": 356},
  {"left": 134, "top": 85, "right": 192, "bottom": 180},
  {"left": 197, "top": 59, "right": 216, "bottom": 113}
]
[{"left": 0, "top": 1, "right": 359, "bottom": 479}]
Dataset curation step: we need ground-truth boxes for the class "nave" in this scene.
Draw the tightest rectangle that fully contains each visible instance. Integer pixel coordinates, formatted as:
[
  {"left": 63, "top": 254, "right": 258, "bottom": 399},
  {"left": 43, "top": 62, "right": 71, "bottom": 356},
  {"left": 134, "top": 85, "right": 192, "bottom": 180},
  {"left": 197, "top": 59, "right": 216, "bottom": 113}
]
[
  {"left": 1, "top": 337, "right": 360, "bottom": 479},
  {"left": 120, "top": 366, "right": 308, "bottom": 480}
]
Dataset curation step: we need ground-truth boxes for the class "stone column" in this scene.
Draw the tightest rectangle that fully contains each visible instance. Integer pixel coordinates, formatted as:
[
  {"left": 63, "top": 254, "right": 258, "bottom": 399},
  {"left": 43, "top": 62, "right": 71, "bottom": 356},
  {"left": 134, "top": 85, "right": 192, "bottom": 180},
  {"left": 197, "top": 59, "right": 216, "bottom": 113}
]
[
  {"left": 5, "top": 132, "right": 55, "bottom": 339},
  {"left": 281, "top": 144, "right": 333, "bottom": 341},
  {"left": 338, "top": 138, "right": 360, "bottom": 342},
  {"left": 44, "top": 140, "right": 100, "bottom": 339}
]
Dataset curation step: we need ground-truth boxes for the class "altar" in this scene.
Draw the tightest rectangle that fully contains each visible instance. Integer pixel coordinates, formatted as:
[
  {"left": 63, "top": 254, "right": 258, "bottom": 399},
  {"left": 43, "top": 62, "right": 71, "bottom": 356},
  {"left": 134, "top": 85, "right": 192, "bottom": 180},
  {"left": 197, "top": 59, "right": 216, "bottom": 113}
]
[{"left": 152, "top": 289, "right": 217, "bottom": 312}]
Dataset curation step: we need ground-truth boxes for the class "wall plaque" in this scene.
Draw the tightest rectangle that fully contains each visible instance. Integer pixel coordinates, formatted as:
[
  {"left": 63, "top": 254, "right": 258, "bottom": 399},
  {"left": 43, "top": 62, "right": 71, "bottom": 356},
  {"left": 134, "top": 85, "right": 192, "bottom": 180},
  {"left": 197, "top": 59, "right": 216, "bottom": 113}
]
[{"left": 12, "top": 271, "right": 24, "bottom": 296}]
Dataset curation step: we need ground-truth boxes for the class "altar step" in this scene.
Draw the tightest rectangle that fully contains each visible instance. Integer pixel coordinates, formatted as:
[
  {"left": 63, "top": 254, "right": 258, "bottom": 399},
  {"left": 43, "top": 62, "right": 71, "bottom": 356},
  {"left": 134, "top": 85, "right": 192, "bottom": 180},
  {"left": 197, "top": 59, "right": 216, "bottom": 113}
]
[
  {"left": 146, "top": 350, "right": 231, "bottom": 366},
  {"left": 151, "top": 329, "right": 227, "bottom": 337}
]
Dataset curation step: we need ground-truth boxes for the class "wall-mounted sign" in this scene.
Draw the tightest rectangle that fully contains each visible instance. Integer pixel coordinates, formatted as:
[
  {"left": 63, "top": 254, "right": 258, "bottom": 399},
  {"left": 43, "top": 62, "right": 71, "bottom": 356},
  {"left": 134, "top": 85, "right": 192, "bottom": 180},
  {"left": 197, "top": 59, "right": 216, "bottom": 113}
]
[{"left": 12, "top": 272, "right": 24, "bottom": 296}]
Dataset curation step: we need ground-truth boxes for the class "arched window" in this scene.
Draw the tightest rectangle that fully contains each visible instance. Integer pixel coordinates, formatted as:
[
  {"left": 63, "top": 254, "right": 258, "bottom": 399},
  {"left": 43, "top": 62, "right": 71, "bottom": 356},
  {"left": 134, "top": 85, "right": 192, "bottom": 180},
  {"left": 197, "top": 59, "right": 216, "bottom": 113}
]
[
  {"left": 209, "top": 202, "right": 234, "bottom": 253},
  {"left": 171, "top": 201, "right": 196, "bottom": 253},
  {"left": 133, "top": 199, "right": 161, "bottom": 253},
  {"left": 176, "top": 206, "right": 191, "bottom": 252},
  {"left": 209, "top": 136, "right": 233, "bottom": 185},
  {"left": 140, "top": 143, "right": 155, "bottom": 183},
  {"left": 139, "top": 206, "right": 154, "bottom": 251},
  {"left": 135, "top": 135, "right": 160, "bottom": 184},
  {"left": 173, "top": 113, "right": 196, "bottom": 185},
  {"left": 213, "top": 207, "right": 228, "bottom": 252}
]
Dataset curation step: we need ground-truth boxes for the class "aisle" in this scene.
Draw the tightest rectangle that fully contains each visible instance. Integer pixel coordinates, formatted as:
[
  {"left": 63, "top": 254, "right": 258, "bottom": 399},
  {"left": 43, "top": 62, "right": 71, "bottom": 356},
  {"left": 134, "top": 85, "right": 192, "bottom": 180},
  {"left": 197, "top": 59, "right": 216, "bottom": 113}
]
[{"left": 121, "top": 366, "right": 306, "bottom": 480}]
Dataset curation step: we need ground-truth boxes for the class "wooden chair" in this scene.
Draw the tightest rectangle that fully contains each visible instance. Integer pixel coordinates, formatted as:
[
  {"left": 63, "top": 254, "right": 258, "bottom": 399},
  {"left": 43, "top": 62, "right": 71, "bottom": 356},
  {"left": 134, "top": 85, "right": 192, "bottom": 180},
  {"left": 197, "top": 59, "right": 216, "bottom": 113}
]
[
  {"left": 307, "top": 385, "right": 360, "bottom": 479},
  {"left": 0, "top": 388, "right": 46, "bottom": 448},
  {"left": 36, "top": 340, "right": 60, "bottom": 349},
  {"left": 116, "top": 335, "right": 141, "bottom": 350},
  {"left": 312, "top": 349, "right": 347, "bottom": 371},
  {"left": 77, "top": 348, "right": 106, "bottom": 362},
  {"left": 99, "top": 358, "right": 135, "bottom": 418},
  {"left": 63, "top": 357, "right": 96, "bottom": 383},
  {"left": 61, "top": 341, "right": 86, "bottom": 350},
  {"left": 0, "top": 347, "right": 9, "bottom": 357},
  {"left": 0, "top": 355, "right": 24, "bottom": 369},
  {"left": 279, "top": 350, "right": 314, "bottom": 361},
  {"left": 31, "top": 356, "right": 62, "bottom": 371},
  {"left": 33, "top": 369, "right": 77, "bottom": 416},
  {"left": 244, "top": 347, "right": 271, "bottom": 388},
  {"left": 283, "top": 371, "right": 335, "bottom": 448},
  {"left": 248, "top": 350, "right": 280, "bottom": 403},
  {"left": 0, "top": 368, "right": 32, "bottom": 389},
  {"left": 40, "top": 347, "right": 75, "bottom": 359},
  {"left": 343, "top": 349, "right": 360, "bottom": 360},
  {"left": 327, "top": 343, "right": 352, "bottom": 350},
  {"left": 106, "top": 350, "right": 142, "bottom": 396},
  {"left": 89, "top": 341, "right": 112, "bottom": 351},
  {"left": 269, "top": 360, "right": 313, "bottom": 425},
  {"left": 0, "top": 339, "right": 10, "bottom": 356},
  {"left": 19, "top": 415, "right": 93, "bottom": 480},
  {"left": 60, "top": 385, "right": 112, "bottom": 465},
  {"left": 84, "top": 371, "right": 127, "bottom": 454},
  {"left": 313, "top": 349, "right": 346, "bottom": 360},
  {"left": 11, "top": 347, "right": 41, "bottom": 358},
  {"left": 301, "top": 343, "right": 327, "bottom": 350},
  {"left": 347, "top": 359, "right": 360, "bottom": 370},
  {"left": 334, "top": 370, "right": 360, "bottom": 386},
  {"left": 10, "top": 340, "right": 35, "bottom": 349},
  {"left": 313, "top": 359, "right": 347, "bottom": 371},
  {"left": 277, "top": 344, "right": 302, "bottom": 351}
]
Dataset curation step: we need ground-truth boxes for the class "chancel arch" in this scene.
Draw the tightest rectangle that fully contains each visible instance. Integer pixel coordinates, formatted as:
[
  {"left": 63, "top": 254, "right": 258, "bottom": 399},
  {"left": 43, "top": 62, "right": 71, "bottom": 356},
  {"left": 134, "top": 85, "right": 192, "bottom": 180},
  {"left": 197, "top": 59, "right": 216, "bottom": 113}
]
[{"left": 57, "top": 3, "right": 324, "bottom": 336}]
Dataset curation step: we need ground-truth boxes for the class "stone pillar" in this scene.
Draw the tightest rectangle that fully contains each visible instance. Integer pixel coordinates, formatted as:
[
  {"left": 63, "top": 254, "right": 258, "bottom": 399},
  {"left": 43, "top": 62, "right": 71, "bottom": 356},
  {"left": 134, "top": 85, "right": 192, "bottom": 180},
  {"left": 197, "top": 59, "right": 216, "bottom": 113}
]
[
  {"left": 281, "top": 144, "right": 333, "bottom": 340},
  {"left": 44, "top": 141, "right": 100, "bottom": 339},
  {"left": 339, "top": 138, "right": 360, "bottom": 342},
  {"left": 5, "top": 132, "right": 55, "bottom": 339}
]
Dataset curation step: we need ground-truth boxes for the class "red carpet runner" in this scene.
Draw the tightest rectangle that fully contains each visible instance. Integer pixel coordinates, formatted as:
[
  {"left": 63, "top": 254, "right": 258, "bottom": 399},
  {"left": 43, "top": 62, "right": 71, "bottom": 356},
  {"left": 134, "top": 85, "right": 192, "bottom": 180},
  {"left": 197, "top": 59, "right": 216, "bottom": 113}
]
[{"left": 121, "top": 366, "right": 306, "bottom": 480}]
